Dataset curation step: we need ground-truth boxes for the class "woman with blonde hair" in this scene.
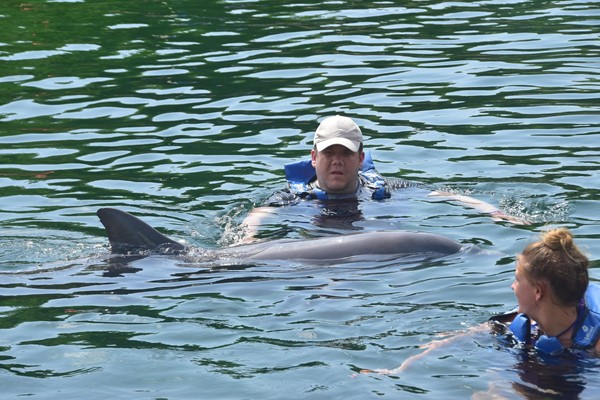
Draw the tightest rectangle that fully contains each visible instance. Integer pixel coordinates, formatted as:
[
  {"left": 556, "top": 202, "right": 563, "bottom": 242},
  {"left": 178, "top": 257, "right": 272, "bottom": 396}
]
[
  {"left": 498, "top": 227, "right": 600, "bottom": 355},
  {"left": 368, "top": 228, "right": 600, "bottom": 376}
]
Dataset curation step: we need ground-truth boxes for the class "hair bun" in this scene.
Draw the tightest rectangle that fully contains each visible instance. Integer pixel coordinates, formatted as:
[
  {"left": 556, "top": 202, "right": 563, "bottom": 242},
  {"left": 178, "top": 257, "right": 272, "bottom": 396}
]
[{"left": 542, "top": 227, "right": 573, "bottom": 251}]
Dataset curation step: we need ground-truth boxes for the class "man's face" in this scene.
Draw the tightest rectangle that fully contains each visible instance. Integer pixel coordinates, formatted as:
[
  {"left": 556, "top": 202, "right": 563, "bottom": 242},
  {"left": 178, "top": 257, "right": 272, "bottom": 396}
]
[{"left": 311, "top": 144, "right": 364, "bottom": 194}]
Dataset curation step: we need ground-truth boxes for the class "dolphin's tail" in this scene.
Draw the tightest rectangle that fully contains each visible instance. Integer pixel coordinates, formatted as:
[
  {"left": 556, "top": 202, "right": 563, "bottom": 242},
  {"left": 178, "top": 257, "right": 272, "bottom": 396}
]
[{"left": 97, "top": 208, "right": 186, "bottom": 255}]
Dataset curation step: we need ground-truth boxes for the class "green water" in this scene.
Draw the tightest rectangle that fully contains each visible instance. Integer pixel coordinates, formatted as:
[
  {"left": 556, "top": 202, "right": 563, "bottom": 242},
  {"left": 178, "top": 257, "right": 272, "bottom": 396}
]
[{"left": 1, "top": 0, "right": 599, "bottom": 398}]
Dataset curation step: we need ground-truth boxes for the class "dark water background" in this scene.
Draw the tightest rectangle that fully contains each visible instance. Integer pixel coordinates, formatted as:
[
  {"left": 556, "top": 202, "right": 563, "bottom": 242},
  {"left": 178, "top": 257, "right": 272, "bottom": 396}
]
[{"left": 1, "top": 0, "right": 599, "bottom": 398}]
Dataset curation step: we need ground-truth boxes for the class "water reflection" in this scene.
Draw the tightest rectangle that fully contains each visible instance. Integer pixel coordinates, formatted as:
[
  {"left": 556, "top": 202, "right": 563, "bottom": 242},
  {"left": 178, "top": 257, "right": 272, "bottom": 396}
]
[{"left": 510, "top": 352, "right": 588, "bottom": 399}]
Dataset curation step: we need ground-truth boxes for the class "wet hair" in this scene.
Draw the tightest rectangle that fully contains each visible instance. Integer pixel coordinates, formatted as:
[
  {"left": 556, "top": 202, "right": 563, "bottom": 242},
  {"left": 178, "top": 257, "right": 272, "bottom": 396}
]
[{"left": 520, "top": 227, "right": 589, "bottom": 306}]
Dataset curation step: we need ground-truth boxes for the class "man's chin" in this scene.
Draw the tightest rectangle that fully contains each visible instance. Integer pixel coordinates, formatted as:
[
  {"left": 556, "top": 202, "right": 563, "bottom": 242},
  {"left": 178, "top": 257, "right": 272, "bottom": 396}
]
[{"left": 326, "top": 186, "right": 353, "bottom": 195}]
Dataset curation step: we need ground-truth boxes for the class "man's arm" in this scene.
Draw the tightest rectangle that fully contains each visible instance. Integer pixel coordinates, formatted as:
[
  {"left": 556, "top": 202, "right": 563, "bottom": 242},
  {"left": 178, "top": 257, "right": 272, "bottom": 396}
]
[
  {"left": 384, "top": 176, "right": 530, "bottom": 225},
  {"left": 241, "top": 206, "right": 277, "bottom": 243},
  {"left": 241, "top": 190, "right": 300, "bottom": 243},
  {"left": 429, "top": 190, "right": 530, "bottom": 225}
]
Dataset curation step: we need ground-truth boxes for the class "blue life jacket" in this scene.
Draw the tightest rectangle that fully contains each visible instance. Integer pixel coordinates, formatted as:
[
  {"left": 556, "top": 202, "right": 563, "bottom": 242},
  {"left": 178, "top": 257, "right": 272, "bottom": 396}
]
[
  {"left": 508, "top": 284, "right": 600, "bottom": 355},
  {"left": 283, "top": 151, "right": 389, "bottom": 201}
]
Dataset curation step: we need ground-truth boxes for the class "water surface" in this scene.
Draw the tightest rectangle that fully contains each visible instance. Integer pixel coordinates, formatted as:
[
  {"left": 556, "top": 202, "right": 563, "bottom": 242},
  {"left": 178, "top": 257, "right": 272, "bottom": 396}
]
[{"left": 1, "top": 0, "right": 599, "bottom": 398}]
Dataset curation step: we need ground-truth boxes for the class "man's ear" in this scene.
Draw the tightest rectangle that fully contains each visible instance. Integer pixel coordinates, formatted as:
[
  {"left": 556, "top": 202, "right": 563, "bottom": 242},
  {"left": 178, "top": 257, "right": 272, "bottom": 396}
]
[
  {"left": 311, "top": 149, "right": 317, "bottom": 167},
  {"left": 359, "top": 151, "right": 365, "bottom": 168}
]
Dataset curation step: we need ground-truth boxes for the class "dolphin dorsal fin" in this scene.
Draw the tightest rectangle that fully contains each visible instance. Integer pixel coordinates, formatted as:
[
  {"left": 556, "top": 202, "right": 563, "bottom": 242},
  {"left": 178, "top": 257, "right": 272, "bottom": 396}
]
[{"left": 97, "top": 208, "right": 185, "bottom": 255}]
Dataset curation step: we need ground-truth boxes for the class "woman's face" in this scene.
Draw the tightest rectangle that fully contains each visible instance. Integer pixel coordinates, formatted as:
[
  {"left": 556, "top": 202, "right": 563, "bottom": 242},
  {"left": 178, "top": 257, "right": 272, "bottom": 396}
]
[{"left": 511, "top": 255, "right": 539, "bottom": 316}]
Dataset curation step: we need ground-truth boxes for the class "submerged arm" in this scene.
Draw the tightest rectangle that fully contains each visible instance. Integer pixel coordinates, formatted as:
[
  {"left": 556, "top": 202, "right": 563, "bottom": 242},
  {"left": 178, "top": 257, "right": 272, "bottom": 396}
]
[
  {"left": 368, "top": 324, "right": 488, "bottom": 375},
  {"left": 384, "top": 177, "right": 529, "bottom": 225},
  {"left": 241, "top": 189, "right": 302, "bottom": 243},
  {"left": 429, "top": 190, "right": 530, "bottom": 225},
  {"left": 241, "top": 206, "right": 277, "bottom": 243}
]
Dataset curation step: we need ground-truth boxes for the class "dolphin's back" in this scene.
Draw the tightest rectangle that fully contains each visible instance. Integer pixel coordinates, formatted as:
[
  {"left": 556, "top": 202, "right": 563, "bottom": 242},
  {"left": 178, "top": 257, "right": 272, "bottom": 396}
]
[{"left": 226, "top": 231, "right": 463, "bottom": 261}]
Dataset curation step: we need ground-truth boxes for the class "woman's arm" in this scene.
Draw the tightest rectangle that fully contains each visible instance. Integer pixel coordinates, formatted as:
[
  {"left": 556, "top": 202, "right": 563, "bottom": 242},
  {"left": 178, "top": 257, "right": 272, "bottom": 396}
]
[{"left": 363, "top": 324, "right": 489, "bottom": 375}]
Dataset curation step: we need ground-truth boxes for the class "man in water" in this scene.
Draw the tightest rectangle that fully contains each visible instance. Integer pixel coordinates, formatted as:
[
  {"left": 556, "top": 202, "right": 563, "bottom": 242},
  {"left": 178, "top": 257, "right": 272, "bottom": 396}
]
[{"left": 243, "top": 115, "right": 526, "bottom": 241}]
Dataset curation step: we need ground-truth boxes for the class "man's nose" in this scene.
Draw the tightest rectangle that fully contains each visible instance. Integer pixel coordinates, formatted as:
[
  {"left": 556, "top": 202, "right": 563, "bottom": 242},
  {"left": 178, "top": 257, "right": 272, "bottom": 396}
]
[{"left": 331, "top": 153, "right": 344, "bottom": 163}]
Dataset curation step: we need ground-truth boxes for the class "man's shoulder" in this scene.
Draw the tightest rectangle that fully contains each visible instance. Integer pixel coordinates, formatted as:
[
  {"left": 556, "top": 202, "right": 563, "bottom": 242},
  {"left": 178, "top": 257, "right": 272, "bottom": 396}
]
[
  {"left": 262, "top": 188, "right": 301, "bottom": 207},
  {"left": 384, "top": 176, "right": 423, "bottom": 189},
  {"left": 358, "top": 171, "right": 422, "bottom": 190}
]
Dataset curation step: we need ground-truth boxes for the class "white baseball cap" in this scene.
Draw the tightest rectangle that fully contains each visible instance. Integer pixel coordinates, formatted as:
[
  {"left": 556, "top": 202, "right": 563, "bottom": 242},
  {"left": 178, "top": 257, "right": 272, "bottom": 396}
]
[{"left": 313, "top": 115, "right": 363, "bottom": 152}]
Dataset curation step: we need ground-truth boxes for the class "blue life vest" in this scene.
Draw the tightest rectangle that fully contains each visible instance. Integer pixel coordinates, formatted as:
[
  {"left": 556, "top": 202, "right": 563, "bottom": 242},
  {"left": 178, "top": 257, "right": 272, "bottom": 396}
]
[
  {"left": 283, "top": 151, "right": 389, "bottom": 201},
  {"left": 508, "top": 284, "right": 600, "bottom": 355}
]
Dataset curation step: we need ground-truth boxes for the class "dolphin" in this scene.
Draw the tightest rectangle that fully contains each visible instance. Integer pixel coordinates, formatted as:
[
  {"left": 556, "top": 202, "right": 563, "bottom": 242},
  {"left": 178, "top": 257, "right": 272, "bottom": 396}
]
[{"left": 97, "top": 207, "right": 468, "bottom": 262}]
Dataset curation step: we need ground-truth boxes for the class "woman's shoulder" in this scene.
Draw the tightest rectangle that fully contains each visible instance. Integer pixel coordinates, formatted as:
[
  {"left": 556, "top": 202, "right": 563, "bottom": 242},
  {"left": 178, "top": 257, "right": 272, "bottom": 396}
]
[{"left": 585, "top": 283, "right": 600, "bottom": 314}]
